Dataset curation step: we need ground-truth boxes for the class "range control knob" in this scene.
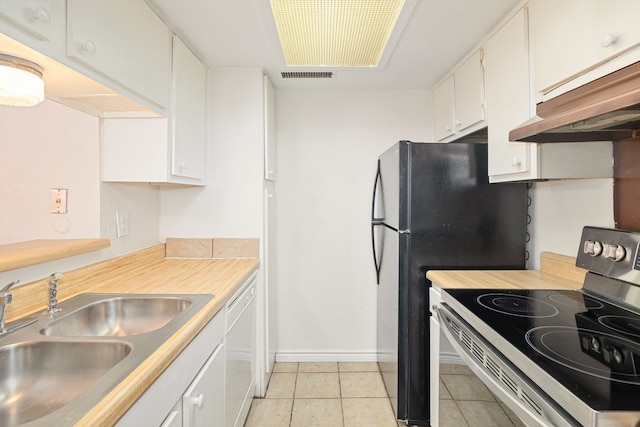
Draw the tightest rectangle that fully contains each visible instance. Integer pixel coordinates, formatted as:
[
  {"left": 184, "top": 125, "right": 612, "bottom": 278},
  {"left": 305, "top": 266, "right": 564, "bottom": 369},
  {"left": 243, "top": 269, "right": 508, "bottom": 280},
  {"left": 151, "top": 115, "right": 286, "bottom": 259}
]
[
  {"left": 603, "top": 345, "right": 624, "bottom": 365},
  {"left": 584, "top": 240, "right": 603, "bottom": 257},
  {"left": 604, "top": 244, "right": 626, "bottom": 262}
]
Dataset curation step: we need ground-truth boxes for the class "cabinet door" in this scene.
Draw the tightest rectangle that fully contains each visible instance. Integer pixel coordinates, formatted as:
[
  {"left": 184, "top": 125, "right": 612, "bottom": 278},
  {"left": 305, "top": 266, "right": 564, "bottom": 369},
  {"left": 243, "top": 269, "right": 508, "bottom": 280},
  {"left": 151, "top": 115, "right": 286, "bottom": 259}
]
[
  {"left": 101, "top": 117, "right": 169, "bottom": 183},
  {"left": 183, "top": 342, "right": 225, "bottom": 427},
  {"left": 171, "top": 36, "right": 206, "bottom": 180},
  {"left": 485, "top": 7, "right": 535, "bottom": 180},
  {"left": 0, "top": 0, "right": 59, "bottom": 41},
  {"left": 67, "top": 0, "right": 171, "bottom": 109},
  {"left": 161, "top": 401, "right": 182, "bottom": 427},
  {"left": 533, "top": 0, "right": 640, "bottom": 95},
  {"left": 454, "top": 50, "right": 485, "bottom": 132},
  {"left": 264, "top": 75, "right": 276, "bottom": 181},
  {"left": 432, "top": 76, "right": 455, "bottom": 140}
]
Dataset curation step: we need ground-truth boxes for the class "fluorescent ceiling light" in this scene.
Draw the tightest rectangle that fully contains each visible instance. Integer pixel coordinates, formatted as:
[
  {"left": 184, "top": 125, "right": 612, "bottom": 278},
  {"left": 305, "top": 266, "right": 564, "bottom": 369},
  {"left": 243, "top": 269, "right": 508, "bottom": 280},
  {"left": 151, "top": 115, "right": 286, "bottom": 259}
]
[
  {"left": 270, "top": 0, "right": 406, "bottom": 68},
  {"left": 0, "top": 53, "right": 45, "bottom": 107}
]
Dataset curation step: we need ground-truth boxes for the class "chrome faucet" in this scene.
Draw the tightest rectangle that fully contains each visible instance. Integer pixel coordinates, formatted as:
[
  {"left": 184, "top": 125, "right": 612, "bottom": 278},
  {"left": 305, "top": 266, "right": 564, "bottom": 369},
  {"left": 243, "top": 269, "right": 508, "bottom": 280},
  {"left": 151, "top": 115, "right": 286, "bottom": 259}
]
[
  {"left": 47, "top": 272, "right": 62, "bottom": 314},
  {"left": 0, "top": 280, "right": 19, "bottom": 334}
]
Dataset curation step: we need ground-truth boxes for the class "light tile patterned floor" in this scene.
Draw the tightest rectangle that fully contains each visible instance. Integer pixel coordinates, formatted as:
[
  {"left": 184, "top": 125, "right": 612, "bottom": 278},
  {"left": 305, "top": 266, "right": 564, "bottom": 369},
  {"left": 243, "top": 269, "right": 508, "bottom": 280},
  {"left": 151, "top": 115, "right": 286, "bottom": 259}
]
[{"left": 244, "top": 362, "right": 525, "bottom": 427}]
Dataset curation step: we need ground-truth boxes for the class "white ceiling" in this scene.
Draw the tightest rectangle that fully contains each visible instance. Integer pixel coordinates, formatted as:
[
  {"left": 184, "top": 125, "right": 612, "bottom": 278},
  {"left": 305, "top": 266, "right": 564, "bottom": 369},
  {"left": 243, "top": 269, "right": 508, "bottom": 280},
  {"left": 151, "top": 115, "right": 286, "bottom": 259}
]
[{"left": 146, "top": 0, "right": 521, "bottom": 91}]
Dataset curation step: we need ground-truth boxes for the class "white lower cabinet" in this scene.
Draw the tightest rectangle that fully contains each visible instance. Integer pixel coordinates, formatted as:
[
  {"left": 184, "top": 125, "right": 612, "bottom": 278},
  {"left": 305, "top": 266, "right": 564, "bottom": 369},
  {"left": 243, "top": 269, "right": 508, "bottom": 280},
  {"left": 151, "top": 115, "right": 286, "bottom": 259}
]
[
  {"left": 160, "top": 401, "right": 182, "bottom": 427},
  {"left": 183, "top": 342, "right": 226, "bottom": 427},
  {"left": 116, "top": 310, "right": 225, "bottom": 427},
  {"left": 226, "top": 274, "right": 257, "bottom": 427}
]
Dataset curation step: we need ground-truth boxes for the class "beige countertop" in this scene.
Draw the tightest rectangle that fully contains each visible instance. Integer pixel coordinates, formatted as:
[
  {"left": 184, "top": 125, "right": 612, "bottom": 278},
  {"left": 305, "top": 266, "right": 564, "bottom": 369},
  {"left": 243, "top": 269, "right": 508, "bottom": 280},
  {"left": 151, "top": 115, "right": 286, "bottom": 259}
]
[
  {"left": 427, "top": 252, "right": 586, "bottom": 290},
  {"left": 6, "top": 244, "right": 259, "bottom": 427}
]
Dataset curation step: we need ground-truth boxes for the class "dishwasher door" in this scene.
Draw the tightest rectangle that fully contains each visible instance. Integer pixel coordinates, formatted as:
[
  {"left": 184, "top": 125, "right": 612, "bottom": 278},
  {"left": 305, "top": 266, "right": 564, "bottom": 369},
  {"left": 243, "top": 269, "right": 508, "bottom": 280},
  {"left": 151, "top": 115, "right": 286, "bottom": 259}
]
[{"left": 225, "top": 276, "right": 257, "bottom": 427}]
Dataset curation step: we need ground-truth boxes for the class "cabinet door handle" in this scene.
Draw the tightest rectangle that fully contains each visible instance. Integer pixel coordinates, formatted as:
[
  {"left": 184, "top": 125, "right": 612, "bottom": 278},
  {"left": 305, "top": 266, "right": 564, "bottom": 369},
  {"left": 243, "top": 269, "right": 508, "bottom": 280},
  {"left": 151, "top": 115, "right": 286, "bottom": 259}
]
[
  {"left": 601, "top": 33, "right": 618, "bottom": 47},
  {"left": 32, "top": 6, "right": 51, "bottom": 23},
  {"left": 192, "top": 393, "right": 204, "bottom": 409},
  {"left": 82, "top": 40, "right": 96, "bottom": 53}
]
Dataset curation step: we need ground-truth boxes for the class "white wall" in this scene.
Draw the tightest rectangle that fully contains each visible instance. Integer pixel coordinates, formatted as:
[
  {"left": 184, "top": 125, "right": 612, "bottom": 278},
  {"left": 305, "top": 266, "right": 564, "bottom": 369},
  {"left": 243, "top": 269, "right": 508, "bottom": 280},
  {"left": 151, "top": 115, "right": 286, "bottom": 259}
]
[
  {"left": 527, "top": 179, "right": 614, "bottom": 269},
  {"left": 275, "top": 89, "right": 431, "bottom": 360},
  {"left": 0, "top": 100, "right": 101, "bottom": 244},
  {"left": 159, "top": 68, "right": 264, "bottom": 239},
  {"left": 0, "top": 100, "right": 160, "bottom": 285}
]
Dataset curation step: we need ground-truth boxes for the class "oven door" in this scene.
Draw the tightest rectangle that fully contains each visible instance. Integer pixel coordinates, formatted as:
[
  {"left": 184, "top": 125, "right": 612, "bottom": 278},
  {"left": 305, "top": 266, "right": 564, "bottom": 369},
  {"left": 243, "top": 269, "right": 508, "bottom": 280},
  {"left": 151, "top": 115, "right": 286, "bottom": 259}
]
[{"left": 437, "top": 303, "right": 580, "bottom": 427}]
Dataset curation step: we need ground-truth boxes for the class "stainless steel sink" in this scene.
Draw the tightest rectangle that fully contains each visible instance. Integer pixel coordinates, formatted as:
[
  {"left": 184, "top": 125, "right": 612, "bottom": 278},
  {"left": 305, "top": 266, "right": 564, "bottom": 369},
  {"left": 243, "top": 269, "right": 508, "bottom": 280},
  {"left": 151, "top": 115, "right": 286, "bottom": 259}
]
[
  {"left": 0, "top": 292, "right": 213, "bottom": 427},
  {"left": 0, "top": 341, "right": 131, "bottom": 426},
  {"left": 40, "top": 295, "right": 192, "bottom": 337}
]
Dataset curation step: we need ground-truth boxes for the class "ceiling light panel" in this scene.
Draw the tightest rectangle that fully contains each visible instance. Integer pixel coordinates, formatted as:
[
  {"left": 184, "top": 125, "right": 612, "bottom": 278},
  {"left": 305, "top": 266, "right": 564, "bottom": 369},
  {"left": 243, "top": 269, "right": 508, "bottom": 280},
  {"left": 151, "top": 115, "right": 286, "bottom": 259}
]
[{"left": 270, "top": 0, "right": 406, "bottom": 68}]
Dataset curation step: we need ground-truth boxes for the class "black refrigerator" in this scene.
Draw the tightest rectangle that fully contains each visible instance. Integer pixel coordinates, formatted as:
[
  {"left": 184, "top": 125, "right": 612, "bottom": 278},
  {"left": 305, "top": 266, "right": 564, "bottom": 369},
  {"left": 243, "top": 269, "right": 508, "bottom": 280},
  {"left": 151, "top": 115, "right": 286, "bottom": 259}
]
[{"left": 371, "top": 141, "right": 526, "bottom": 426}]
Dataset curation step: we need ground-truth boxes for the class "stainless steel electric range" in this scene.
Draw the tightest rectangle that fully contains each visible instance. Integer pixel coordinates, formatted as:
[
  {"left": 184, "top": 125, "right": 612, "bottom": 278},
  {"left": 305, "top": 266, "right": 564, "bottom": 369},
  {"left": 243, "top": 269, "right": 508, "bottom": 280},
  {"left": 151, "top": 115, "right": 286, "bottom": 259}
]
[{"left": 439, "top": 226, "right": 640, "bottom": 427}]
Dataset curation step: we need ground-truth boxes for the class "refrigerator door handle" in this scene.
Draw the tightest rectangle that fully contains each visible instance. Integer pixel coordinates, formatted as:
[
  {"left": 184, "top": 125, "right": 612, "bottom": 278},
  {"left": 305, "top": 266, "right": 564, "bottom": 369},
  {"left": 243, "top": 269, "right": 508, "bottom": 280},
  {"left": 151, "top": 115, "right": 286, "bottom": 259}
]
[
  {"left": 371, "top": 160, "right": 384, "bottom": 284},
  {"left": 371, "top": 159, "right": 384, "bottom": 224}
]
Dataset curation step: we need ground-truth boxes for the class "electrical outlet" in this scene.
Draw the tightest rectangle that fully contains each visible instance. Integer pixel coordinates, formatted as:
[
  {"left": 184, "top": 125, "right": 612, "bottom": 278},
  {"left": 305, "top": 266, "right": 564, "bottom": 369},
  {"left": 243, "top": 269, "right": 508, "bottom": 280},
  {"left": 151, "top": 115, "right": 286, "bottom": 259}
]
[
  {"left": 116, "top": 211, "right": 129, "bottom": 237},
  {"left": 50, "top": 189, "right": 68, "bottom": 214}
]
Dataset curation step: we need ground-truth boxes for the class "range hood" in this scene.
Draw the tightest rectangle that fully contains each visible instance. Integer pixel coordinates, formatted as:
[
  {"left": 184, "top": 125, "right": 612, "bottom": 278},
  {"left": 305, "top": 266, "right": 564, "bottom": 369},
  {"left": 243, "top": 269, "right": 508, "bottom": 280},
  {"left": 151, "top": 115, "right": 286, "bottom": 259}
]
[{"left": 509, "top": 61, "right": 640, "bottom": 142}]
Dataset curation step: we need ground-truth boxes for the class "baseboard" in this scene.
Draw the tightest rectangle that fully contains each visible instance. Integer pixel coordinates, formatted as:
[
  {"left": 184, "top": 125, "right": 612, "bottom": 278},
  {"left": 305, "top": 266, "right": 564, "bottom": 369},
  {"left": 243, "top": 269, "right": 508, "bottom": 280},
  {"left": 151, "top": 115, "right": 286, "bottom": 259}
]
[{"left": 275, "top": 351, "right": 378, "bottom": 362}]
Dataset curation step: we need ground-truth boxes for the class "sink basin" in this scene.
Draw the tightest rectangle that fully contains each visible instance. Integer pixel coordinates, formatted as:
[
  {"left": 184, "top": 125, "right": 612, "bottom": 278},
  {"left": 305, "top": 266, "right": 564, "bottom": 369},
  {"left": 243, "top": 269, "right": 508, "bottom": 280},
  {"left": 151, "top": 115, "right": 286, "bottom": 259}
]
[
  {"left": 0, "top": 341, "right": 131, "bottom": 426},
  {"left": 40, "top": 296, "right": 192, "bottom": 337},
  {"left": 0, "top": 292, "right": 212, "bottom": 426}
]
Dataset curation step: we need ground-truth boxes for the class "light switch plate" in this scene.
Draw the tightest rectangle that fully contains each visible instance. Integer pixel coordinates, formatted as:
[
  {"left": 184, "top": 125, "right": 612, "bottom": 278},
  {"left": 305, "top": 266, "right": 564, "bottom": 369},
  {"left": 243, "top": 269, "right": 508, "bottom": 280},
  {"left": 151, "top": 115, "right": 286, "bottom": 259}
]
[
  {"left": 50, "top": 189, "right": 68, "bottom": 214},
  {"left": 116, "top": 211, "right": 129, "bottom": 237}
]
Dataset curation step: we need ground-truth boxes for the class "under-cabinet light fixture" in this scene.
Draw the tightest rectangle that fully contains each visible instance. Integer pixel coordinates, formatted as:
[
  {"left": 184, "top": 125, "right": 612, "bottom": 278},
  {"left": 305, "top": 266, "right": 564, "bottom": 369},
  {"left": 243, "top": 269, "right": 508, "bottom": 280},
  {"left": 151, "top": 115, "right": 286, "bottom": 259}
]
[
  {"left": 0, "top": 53, "right": 45, "bottom": 107},
  {"left": 269, "top": 0, "right": 406, "bottom": 68}
]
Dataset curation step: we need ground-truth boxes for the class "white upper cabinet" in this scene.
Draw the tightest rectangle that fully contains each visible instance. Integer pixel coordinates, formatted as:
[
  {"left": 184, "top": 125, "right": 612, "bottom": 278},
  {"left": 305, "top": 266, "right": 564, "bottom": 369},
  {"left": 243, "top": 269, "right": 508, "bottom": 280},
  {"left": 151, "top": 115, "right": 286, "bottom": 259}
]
[
  {"left": 101, "top": 37, "right": 207, "bottom": 186},
  {"left": 432, "top": 76, "right": 455, "bottom": 140},
  {"left": 485, "top": 7, "right": 533, "bottom": 180},
  {"left": 171, "top": 35, "right": 207, "bottom": 181},
  {"left": 485, "top": 6, "right": 614, "bottom": 183},
  {"left": 532, "top": 0, "right": 640, "bottom": 100},
  {"left": 264, "top": 75, "right": 276, "bottom": 181},
  {"left": 432, "top": 50, "right": 485, "bottom": 141},
  {"left": 454, "top": 50, "right": 485, "bottom": 133},
  {"left": 0, "top": 0, "right": 60, "bottom": 42},
  {"left": 67, "top": 0, "right": 171, "bottom": 111}
]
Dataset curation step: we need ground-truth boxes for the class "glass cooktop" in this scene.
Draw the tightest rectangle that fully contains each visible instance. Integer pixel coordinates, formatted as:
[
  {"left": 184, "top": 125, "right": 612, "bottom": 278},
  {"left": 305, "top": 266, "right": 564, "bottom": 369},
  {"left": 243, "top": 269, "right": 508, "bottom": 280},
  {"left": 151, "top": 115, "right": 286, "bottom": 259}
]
[{"left": 443, "top": 287, "right": 640, "bottom": 412}]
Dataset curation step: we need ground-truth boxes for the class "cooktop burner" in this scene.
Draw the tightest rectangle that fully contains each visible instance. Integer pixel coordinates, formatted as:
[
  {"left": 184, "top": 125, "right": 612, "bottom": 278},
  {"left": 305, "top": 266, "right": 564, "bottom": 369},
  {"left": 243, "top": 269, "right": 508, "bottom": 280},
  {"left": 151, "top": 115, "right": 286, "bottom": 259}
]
[
  {"left": 477, "top": 293, "right": 559, "bottom": 317},
  {"left": 525, "top": 326, "right": 640, "bottom": 385},
  {"left": 548, "top": 292, "right": 604, "bottom": 309},
  {"left": 599, "top": 315, "right": 640, "bottom": 337}
]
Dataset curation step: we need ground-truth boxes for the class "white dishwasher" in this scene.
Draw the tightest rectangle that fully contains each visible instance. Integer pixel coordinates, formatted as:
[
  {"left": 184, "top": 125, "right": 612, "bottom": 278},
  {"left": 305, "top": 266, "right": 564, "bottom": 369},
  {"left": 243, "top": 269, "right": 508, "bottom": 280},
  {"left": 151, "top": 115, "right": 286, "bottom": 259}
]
[{"left": 225, "top": 273, "right": 257, "bottom": 427}]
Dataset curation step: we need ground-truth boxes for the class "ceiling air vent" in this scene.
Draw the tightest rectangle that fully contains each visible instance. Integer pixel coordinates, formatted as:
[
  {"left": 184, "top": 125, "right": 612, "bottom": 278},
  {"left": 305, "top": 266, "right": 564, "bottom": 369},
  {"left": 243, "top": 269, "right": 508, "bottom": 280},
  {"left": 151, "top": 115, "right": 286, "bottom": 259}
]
[{"left": 281, "top": 71, "right": 334, "bottom": 79}]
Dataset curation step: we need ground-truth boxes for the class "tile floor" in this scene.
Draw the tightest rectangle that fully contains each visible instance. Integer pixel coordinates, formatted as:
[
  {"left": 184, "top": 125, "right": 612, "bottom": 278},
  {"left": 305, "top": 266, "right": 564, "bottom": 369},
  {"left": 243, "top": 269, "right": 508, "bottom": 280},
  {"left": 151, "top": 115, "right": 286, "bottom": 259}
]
[{"left": 244, "top": 362, "right": 526, "bottom": 427}]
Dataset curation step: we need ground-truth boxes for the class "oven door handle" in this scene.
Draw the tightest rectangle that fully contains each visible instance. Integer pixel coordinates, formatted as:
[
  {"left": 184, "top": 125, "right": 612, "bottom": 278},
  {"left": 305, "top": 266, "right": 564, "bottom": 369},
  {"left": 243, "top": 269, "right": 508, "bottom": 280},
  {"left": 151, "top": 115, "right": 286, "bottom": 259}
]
[{"left": 437, "top": 304, "right": 579, "bottom": 427}]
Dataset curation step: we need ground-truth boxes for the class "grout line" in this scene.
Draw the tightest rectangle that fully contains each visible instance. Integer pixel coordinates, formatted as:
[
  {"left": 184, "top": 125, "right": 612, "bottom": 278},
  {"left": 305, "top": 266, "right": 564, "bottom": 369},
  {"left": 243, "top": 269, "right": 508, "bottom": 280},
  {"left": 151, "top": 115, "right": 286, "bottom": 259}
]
[{"left": 288, "top": 365, "right": 298, "bottom": 426}]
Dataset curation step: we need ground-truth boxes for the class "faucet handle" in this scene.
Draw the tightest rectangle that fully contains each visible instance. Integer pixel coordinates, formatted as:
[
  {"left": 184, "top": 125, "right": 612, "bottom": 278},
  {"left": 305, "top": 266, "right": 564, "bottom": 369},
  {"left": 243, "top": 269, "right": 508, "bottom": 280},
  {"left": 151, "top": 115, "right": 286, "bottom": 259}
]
[
  {"left": 0, "top": 280, "right": 19, "bottom": 294},
  {"left": 48, "top": 272, "right": 62, "bottom": 283}
]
